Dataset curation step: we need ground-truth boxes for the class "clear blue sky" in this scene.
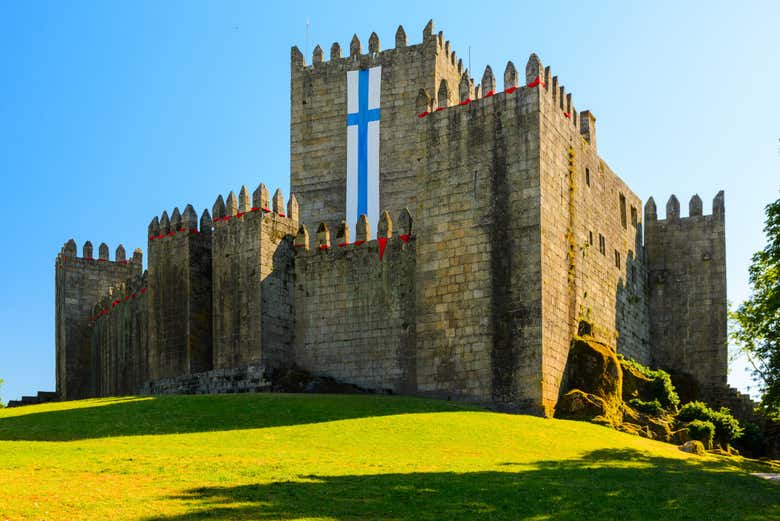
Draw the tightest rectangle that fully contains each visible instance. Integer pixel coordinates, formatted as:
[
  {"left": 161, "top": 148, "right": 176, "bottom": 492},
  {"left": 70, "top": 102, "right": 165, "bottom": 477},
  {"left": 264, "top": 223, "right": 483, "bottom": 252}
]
[{"left": 1, "top": 1, "right": 778, "bottom": 403}]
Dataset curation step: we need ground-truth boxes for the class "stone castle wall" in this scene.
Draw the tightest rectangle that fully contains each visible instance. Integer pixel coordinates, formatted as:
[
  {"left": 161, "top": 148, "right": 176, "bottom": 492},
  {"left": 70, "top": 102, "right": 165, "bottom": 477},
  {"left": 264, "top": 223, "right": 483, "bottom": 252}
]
[
  {"left": 293, "top": 218, "right": 416, "bottom": 393},
  {"left": 55, "top": 240, "right": 142, "bottom": 400},
  {"left": 90, "top": 273, "right": 148, "bottom": 396},
  {"left": 413, "top": 74, "right": 544, "bottom": 409},
  {"left": 210, "top": 185, "right": 298, "bottom": 370},
  {"left": 533, "top": 59, "right": 651, "bottom": 410},
  {"left": 147, "top": 205, "right": 213, "bottom": 379},
  {"left": 645, "top": 193, "right": 727, "bottom": 386}
]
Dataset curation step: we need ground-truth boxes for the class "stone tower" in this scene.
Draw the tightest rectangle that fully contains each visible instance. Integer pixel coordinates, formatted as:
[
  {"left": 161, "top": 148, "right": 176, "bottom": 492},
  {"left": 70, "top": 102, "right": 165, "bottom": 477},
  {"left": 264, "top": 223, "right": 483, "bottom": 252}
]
[
  {"left": 55, "top": 240, "right": 142, "bottom": 399},
  {"left": 146, "top": 205, "right": 213, "bottom": 379},
  {"left": 290, "top": 21, "right": 465, "bottom": 235},
  {"left": 645, "top": 192, "right": 727, "bottom": 389}
]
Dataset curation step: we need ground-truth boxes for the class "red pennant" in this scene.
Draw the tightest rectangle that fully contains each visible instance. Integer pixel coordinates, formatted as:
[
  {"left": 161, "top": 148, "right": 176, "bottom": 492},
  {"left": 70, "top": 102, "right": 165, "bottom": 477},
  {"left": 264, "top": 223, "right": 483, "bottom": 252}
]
[
  {"left": 417, "top": 111, "right": 429, "bottom": 118},
  {"left": 318, "top": 244, "right": 330, "bottom": 251},
  {"left": 261, "top": 207, "right": 271, "bottom": 213},
  {"left": 278, "top": 212, "right": 286, "bottom": 217},
  {"left": 526, "top": 76, "right": 546, "bottom": 88},
  {"left": 140, "top": 287, "right": 147, "bottom": 294},
  {"left": 485, "top": 90, "right": 495, "bottom": 97},
  {"left": 149, "top": 236, "right": 156, "bottom": 241},
  {"left": 505, "top": 86, "right": 517, "bottom": 94},
  {"left": 250, "top": 207, "right": 260, "bottom": 212},
  {"left": 459, "top": 98, "right": 472, "bottom": 106},
  {"left": 236, "top": 212, "right": 245, "bottom": 218},
  {"left": 112, "top": 300, "right": 120, "bottom": 308},
  {"left": 353, "top": 240, "right": 366, "bottom": 247},
  {"left": 400, "top": 234, "right": 410, "bottom": 243},
  {"left": 563, "top": 112, "right": 571, "bottom": 119},
  {"left": 156, "top": 234, "right": 164, "bottom": 239},
  {"left": 167, "top": 231, "right": 175, "bottom": 237},
  {"left": 435, "top": 107, "right": 445, "bottom": 112},
  {"left": 378, "top": 237, "right": 388, "bottom": 261}
]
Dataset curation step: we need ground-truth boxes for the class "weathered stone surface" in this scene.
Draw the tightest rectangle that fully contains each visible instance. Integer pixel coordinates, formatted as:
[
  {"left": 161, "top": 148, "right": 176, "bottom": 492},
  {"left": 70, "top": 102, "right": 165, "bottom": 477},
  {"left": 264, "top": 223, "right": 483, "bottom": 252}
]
[{"left": 564, "top": 338, "right": 622, "bottom": 404}]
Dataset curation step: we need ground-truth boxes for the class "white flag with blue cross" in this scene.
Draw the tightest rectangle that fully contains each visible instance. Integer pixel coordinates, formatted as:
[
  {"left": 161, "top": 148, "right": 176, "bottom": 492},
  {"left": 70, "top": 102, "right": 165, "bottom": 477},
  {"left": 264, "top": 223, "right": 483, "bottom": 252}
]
[{"left": 346, "top": 66, "right": 381, "bottom": 239}]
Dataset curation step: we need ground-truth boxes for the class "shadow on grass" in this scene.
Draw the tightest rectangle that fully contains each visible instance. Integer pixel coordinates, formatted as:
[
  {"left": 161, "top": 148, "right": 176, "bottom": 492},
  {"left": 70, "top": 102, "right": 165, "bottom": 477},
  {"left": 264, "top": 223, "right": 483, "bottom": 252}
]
[
  {"left": 0, "top": 393, "right": 478, "bottom": 441},
  {"left": 141, "top": 449, "right": 779, "bottom": 521}
]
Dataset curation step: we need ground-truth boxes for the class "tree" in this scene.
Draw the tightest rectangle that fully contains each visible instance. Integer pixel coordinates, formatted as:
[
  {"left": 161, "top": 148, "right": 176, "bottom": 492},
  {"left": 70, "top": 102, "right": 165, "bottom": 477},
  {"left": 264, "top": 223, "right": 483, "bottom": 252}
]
[
  {"left": 731, "top": 195, "right": 780, "bottom": 411},
  {"left": 0, "top": 378, "right": 4, "bottom": 408}
]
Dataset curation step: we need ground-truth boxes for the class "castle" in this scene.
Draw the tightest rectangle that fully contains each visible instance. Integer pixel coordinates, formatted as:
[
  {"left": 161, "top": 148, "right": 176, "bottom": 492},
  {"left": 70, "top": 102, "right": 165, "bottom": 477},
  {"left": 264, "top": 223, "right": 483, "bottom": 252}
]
[{"left": 53, "top": 20, "right": 732, "bottom": 415}]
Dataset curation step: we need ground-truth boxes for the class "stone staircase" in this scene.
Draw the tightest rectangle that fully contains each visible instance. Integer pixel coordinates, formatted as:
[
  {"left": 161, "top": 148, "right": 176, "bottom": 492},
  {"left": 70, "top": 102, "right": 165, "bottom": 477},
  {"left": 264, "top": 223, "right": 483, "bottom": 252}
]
[
  {"left": 703, "top": 384, "right": 759, "bottom": 424},
  {"left": 5, "top": 391, "right": 58, "bottom": 408}
]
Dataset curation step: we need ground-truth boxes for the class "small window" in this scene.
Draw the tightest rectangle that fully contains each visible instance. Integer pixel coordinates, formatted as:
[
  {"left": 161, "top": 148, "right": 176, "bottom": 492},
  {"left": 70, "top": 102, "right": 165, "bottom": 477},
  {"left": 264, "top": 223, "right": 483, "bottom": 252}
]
[
  {"left": 599, "top": 234, "right": 606, "bottom": 255},
  {"left": 619, "top": 193, "right": 627, "bottom": 229},
  {"left": 631, "top": 206, "right": 638, "bottom": 227},
  {"left": 589, "top": 230, "right": 594, "bottom": 246},
  {"left": 615, "top": 250, "right": 621, "bottom": 268},
  {"left": 585, "top": 168, "right": 590, "bottom": 187}
]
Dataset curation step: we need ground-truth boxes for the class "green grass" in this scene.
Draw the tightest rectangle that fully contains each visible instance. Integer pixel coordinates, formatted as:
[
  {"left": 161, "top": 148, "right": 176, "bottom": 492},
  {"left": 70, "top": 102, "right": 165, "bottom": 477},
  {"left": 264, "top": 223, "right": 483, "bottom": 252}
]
[{"left": 0, "top": 394, "right": 778, "bottom": 520}]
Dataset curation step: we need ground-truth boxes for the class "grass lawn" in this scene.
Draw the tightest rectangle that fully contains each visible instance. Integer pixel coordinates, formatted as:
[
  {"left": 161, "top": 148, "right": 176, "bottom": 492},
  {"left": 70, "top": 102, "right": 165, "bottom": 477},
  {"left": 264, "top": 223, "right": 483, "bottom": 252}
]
[{"left": 0, "top": 393, "right": 778, "bottom": 520}]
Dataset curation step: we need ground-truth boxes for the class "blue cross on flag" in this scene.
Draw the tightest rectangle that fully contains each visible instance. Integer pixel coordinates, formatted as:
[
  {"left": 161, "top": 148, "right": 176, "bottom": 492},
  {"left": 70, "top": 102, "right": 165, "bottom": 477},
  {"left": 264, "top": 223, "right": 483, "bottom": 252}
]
[{"left": 346, "top": 66, "right": 381, "bottom": 238}]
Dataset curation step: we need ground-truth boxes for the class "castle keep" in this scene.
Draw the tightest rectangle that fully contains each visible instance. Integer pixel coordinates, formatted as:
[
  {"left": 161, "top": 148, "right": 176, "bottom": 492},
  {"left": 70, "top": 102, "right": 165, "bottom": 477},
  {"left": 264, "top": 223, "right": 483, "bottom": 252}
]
[{"left": 54, "top": 21, "right": 732, "bottom": 415}]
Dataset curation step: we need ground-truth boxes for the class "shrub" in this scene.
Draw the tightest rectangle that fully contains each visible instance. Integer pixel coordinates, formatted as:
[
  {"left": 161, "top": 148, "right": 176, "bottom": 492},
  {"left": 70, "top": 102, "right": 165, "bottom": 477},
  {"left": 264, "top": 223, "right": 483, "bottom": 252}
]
[
  {"left": 628, "top": 398, "right": 664, "bottom": 417},
  {"left": 677, "top": 401, "right": 743, "bottom": 447},
  {"left": 619, "top": 356, "right": 680, "bottom": 411},
  {"left": 734, "top": 422, "right": 768, "bottom": 457},
  {"left": 687, "top": 419, "right": 715, "bottom": 449}
]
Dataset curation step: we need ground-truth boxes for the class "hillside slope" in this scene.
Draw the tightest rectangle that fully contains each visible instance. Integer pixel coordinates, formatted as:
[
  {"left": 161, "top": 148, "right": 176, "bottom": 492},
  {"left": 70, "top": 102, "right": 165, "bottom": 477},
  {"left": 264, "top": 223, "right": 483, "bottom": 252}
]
[{"left": 0, "top": 394, "right": 777, "bottom": 520}]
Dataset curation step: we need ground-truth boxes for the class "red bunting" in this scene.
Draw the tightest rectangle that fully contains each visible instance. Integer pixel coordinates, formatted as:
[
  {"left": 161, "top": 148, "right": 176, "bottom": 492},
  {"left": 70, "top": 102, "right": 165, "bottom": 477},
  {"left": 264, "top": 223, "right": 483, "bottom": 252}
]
[
  {"left": 250, "top": 207, "right": 260, "bottom": 212},
  {"left": 505, "top": 86, "right": 517, "bottom": 94},
  {"left": 261, "top": 207, "right": 271, "bottom": 213},
  {"left": 318, "top": 244, "right": 330, "bottom": 251},
  {"left": 353, "top": 240, "right": 366, "bottom": 247},
  {"left": 140, "top": 287, "right": 147, "bottom": 294},
  {"left": 236, "top": 212, "right": 245, "bottom": 218},
  {"left": 125, "top": 295, "right": 131, "bottom": 301},
  {"left": 278, "top": 212, "right": 286, "bottom": 217},
  {"left": 400, "top": 234, "right": 410, "bottom": 243},
  {"left": 149, "top": 236, "right": 156, "bottom": 241},
  {"left": 563, "top": 112, "right": 571, "bottom": 119},
  {"left": 191, "top": 228, "right": 199, "bottom": 234},
  {"left": 526, "top": 76, "right": 546, "bottom": 88},
  {"left": 167, "top": 231, "right": 175, "bottom": 237},
  {"left": 156, "top": 234, "right": 164, "bottom": 240},
  {"left": 112, "top": 299, "right": 120, "bottom": 308},
  {"left": 119, "top": 260, "right": 128, "bottom": 265},
  {"left": 435, "top": 107, "right": 445, "bottom": 112},
  {"left": 378, "top": 237, "right": 388, "bottom": 260},
  {"left": 459, "top": 98, "right": 471, "bottom": 106},
  {"left": 485, "top": 90, "right": 495, "bottom": 97},
  {"left": 417, "top": 111, "right": 429, "bottom": 118}
]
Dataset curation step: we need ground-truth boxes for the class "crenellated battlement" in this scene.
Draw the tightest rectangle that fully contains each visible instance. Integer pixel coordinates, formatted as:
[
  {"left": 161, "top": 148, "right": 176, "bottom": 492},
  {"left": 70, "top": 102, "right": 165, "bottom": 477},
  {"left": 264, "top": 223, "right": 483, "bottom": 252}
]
[
  {"left": 148, "top": 204, "right": 211, "bottom": 243},
  {"left": 644, "top": 191, "right": 725, "bottom": 223},
  {"left": 210, "top": 184, "right": 298, "bottom": 227},
  {"left": 292, "top": 19, "right": 462, "bottom": 73},
  {"left": 57, "top": 239, "right": 142, "bottom": 267},
  {"left": 295, "top": 208, "right": 414, "bottom": 261}
]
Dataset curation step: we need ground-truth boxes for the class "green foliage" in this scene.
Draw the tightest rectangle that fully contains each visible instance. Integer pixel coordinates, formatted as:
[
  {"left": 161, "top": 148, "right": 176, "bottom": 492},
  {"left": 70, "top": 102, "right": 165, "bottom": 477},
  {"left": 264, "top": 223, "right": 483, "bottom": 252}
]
[
  {"left": 618, "top": 355, "right": 680, "bottom": 411},
  {"left": 0, "top": 378, "right": 4, "bottom": 408},
  {"left": 628, "top": 398, "right": 664, "bottom": 417},
  {"left": 686, "top": 419, "right": 715, "bottom": 448},
  {"left": 735, "top": 422, "right": 768, "bottom": 457},
  {"left": 731, "top": 196, "right": 780, "bottom": 411},
  {"left": 678, "top": 401, "right": 743, "bottom": 446}
]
